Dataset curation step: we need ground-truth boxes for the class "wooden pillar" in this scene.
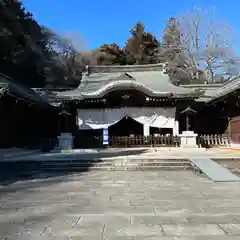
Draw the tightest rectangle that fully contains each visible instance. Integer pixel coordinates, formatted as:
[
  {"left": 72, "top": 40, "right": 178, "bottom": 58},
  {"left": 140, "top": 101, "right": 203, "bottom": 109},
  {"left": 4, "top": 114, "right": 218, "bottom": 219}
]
[
  {"left": 59, "top": 110, "right": 71, "bottom": 133},
  {"left": 225, "top": 117, "right": 231, "bottom": 135}
]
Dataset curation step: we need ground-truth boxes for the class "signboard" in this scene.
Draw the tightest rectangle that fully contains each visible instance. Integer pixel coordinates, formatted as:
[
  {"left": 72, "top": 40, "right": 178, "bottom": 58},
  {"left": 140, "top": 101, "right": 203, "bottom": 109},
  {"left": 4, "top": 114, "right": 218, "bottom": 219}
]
[{"left": 103, "top": 127, "right": 109, "bottom": 145}]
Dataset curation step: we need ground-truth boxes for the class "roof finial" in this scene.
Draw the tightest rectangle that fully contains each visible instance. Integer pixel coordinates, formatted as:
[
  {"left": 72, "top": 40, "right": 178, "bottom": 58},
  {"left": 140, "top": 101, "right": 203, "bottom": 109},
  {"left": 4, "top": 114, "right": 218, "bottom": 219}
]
[
  {"left": 85, "top": 64, "right": 90, "bottom": 76},
  {"left": 161, "top": 62, "right": 168, "bottom": 74}
]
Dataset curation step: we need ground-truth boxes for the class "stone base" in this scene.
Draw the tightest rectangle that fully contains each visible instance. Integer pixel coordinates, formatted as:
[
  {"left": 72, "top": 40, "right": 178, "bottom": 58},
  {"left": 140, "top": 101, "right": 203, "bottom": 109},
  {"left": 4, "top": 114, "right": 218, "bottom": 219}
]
[
  {"left": 57, "top": 133, "right": 74, "bottom": 150},
  {"left": 179, "top": 131, "right": 198, "bottom": 148}
]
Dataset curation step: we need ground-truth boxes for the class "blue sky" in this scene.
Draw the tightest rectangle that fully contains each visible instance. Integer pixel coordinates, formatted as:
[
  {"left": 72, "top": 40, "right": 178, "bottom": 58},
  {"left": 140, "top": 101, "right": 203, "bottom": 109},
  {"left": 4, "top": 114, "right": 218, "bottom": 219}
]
[{"left": 22, "top": 0, "right": 240, "bottom": 51}]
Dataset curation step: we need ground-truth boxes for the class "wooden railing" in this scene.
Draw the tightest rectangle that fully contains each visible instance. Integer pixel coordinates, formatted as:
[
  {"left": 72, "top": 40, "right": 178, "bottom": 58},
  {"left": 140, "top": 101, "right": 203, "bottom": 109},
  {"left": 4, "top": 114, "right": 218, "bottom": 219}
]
[
  {"left": 43, "top": 134, "right": 232, "bottom": 149},
  {"left": 40, "top": 138, "right": 58, "bottom": 152},
  {"left": 197, "top": 134, "right": 231, "bottom": 148},
  {"left": 110, "top": 135, "right": 180, "bottom": 148},
  {"left": 74, "top": 136, "right": 103, "bottom": 149}
]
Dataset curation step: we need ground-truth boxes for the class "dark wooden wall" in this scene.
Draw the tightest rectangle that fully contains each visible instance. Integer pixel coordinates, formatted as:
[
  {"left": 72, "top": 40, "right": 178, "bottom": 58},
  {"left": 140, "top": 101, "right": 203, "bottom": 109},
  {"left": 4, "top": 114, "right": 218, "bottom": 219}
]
[
  {"left": 230, "top": 116, "right": 240, "bottom": 143},
  {"left": 175, "top": 101, "right": 230, "bottom": 135},
  {"left": 192, "top": 106, "right": 229, "bottom": 134},
  {"left": 0, "top": 95, "right": 59, "bottom": 148},
  {"left": 62, "top": 89, "right": 240, "bottom": 138}
]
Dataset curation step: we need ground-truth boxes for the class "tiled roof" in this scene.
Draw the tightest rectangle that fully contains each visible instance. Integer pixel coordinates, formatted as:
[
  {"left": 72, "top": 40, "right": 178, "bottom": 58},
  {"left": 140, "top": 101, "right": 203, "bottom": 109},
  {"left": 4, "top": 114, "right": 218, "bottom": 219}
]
[
  {"left": 0, "top": 74, "right": 50, "bottom": 107},
  {"left": 196, "top": 75, "right": 240, "bottom": 102},
  {"left": 54, "top": 64, "right": 200, "bottom": 100}
]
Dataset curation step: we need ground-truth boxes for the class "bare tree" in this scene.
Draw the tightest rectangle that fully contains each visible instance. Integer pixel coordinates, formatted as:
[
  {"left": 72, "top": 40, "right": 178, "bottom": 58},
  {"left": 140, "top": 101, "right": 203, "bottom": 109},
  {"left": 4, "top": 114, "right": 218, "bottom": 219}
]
[
  {"left": 160, "top": 17, "right": 205, "bottom": 84},
  {"left": 178, "top": 7, "right": 240, "bottom": 83},
  {"left": 42, "top": 28, "right": 84, "bottom": 87},
  {"left": 62, "top": 31, "right": 89, "bottom": 53}
]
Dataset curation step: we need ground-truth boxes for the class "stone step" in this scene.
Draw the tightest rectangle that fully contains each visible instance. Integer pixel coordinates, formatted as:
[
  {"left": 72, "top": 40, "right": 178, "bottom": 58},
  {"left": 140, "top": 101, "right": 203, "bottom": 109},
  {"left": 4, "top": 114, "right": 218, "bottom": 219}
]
[
  {"left": 0, "top": 159, "right": 190, "bottom": 165},
  {"left": 0, "top": 158, "right": 190, "bottom": 164},
  {"left": 91, "top": 165, "right": 192, "bottom": 171},
  {"left": 1, "top": 162, "right": 192, "bottom": 172},
  {"left": 0, "top": 159, "right": 191, "bottom": 165},
  {"left": 36, "top": 161, "right": 190, "bottom": 166},
  {"left": 0, "top": 159, "right": 194, "bottom": 179},
  {"left": 0, "top": 163, "right": 191, "bottom": 171},
  {"left": 30, "top": 164, "right": 191, "bottom": 171},
  {"left": 26, "top": 165, "right": 193, "bottom": 172},
  {"left": 0, "top": 165, "right": 194, "bottom": 182}
]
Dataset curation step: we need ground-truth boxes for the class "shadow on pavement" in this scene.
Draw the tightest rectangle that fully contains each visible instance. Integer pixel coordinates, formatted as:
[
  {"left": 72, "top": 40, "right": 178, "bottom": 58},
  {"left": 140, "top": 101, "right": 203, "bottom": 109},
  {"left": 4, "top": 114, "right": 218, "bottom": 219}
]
[{"left": 0, "top": 149, "right": 148, "bottom": 189}]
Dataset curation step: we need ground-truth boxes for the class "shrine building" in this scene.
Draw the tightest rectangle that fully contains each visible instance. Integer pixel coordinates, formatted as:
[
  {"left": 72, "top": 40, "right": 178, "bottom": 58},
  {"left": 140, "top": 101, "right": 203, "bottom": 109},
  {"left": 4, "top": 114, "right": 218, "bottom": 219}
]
[
  {"left": 47, "top": 63, "right": 240, "bottom": 149},
  {"left": 1, "top": 63, "right": 240, "bottom": 150}
]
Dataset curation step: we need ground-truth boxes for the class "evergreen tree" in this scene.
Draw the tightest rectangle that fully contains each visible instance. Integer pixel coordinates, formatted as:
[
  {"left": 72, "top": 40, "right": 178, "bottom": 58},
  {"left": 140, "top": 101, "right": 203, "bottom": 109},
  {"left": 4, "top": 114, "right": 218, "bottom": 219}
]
[
  {"left": 163, "top": 17, "right": 181, "bottom": 49},
  {"left": 124, "top": 22, "right": 160, "bottom": 64},
  {"left": 0, "top": 0, "right": 47, "bottom": 87}
]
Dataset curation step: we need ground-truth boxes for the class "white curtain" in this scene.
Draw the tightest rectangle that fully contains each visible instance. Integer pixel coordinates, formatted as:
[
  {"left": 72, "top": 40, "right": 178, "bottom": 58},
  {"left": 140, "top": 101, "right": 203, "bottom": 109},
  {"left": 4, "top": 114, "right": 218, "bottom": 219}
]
[
  {"left": 77, "top": 107, "right": 176, "bottom": 130},
  {"left": 77, "top": 108, "right": 126, "bottom": 129}
]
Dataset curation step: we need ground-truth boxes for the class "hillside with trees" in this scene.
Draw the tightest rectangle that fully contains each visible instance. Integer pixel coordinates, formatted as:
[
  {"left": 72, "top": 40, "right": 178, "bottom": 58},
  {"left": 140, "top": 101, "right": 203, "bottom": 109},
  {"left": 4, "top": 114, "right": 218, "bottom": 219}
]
[{"left": 0, "top": 1, "right": 239, "bottom": 87}]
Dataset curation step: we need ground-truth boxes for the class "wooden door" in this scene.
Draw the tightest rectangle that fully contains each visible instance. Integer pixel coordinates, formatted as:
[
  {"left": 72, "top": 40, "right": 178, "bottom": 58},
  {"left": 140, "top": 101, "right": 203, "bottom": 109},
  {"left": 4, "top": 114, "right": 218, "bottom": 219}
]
[{"left": 230, "top": 116, "right": 240, "bottom": 143}]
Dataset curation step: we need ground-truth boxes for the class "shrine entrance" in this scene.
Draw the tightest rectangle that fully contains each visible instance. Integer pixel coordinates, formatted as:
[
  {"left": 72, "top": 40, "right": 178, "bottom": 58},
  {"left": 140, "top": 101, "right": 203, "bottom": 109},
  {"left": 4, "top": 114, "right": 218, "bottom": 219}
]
[
  {"left": 109, "top": 116, "right": 143, "bottom": 137},
  {"left": 74, "top": 107, "right": 179, "bottom": 148},
  {"left": 108, "top": 118, "right": 178, "bottom": 148}
]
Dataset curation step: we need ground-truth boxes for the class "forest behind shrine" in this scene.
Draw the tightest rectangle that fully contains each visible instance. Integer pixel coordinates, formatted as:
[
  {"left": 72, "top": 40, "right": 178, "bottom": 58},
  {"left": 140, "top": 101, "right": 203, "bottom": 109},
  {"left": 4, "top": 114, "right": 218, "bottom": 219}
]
[{"left": 1, "top": 0, "right": 240, "bottom": 88}]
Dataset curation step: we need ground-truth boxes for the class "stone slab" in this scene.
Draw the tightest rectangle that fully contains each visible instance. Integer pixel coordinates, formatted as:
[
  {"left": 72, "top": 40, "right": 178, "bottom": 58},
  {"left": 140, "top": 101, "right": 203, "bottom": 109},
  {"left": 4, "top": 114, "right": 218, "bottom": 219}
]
[
  {"left": 1, "top": 171, "right": 240, "bottom": 239},
  {"left": 132, "top": 237, "right": 198, "bottom": 240},
  {"left": 218, "top": 224, "right": 240, "bottom": 235},
  {"left": 198, "top": 237, "right": 240, "bottom": 240},
  {"left": 182, "top": 214, "right": 240, "bottom": 224},
  {"left": 161, "top": 224, "right": 225, "bottom": 236},
  {"left": 104, "top": 223, "right": 164, "bottom": 237},
  {"left": 132, "top": 215, "right": 185, "bottom": 225},
  {"left": 189, "top": 158, "right": 240, "bottom": 182}
]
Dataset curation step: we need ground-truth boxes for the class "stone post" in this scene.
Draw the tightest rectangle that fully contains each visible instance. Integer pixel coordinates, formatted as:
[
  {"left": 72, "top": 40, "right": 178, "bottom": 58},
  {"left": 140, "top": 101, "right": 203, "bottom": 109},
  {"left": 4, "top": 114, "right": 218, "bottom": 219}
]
[
  {"left": 179, "top": 106, "right": 198, "bottom": 148},
  {"left": 57, "top": 110, "right": 74, "bottom": 150}
]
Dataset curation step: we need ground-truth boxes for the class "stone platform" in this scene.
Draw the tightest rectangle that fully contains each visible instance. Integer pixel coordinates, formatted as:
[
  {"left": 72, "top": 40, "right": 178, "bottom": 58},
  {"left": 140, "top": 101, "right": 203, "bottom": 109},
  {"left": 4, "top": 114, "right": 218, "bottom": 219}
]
[{"left": 1, "top": 170, "right": 240, "bottom": 239}]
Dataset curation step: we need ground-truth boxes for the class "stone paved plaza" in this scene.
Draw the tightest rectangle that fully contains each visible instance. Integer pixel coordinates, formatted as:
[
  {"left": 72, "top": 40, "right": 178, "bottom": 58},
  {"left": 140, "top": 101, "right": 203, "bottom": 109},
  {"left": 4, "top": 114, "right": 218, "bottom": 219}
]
[{"left": 1, "top": 170, "right": 240, "bottom": 239}]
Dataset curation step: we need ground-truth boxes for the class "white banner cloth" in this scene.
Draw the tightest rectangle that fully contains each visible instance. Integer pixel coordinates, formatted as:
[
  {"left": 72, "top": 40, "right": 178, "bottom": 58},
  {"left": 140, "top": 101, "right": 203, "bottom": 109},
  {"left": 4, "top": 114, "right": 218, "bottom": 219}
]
[{"left": 77, "top": 107, "right": 176, "bottom": 130}]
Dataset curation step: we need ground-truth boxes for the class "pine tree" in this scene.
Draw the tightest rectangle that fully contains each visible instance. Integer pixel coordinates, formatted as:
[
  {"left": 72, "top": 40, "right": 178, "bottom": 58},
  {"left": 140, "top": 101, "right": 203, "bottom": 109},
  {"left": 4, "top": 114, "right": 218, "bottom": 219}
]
[{"left": 163, "top": 17, "right": 181, "bottom": 49}]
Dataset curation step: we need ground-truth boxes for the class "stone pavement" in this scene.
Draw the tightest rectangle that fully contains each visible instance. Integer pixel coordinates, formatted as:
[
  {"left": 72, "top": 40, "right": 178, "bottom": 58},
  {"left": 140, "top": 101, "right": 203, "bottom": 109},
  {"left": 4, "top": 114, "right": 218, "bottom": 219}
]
[
  {"left": 6, "top": 147, "right": 240, "bottom": 162},
  {"left": 1, "top": 148, "right": 40, "bottom": 160},
  {"left": 1, "top": 171, "right": 240, "bottom": 239}
]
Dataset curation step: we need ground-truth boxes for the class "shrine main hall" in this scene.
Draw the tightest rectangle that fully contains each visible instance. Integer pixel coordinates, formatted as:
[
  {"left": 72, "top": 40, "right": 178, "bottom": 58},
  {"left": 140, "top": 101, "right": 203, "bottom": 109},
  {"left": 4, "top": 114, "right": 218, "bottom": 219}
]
[{"left": 1, "top": 63, "right": 240, "bottom": 149}]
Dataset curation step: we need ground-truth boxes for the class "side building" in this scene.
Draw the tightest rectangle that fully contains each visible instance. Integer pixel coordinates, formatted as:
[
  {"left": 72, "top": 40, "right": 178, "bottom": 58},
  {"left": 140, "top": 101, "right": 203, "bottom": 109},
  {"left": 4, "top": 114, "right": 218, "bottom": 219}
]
[{"left": 0, "top": 73, "right": 59, "bottom": 149}]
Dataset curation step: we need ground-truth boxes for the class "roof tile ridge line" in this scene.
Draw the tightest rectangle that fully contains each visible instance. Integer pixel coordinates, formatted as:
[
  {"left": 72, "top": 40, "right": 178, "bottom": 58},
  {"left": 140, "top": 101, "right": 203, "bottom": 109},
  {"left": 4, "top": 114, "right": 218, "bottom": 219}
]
[
  {"left": 179, "top": 83, "right": 222, "bottom": 87},
  {"left": 88, "top": 63, "right": 166, "bottom": 68},
  {"left": 80, "top": 72, "right": 124, "bottom": 84},
  {"left": 80, "top": 80, "right": 167, "bottom": 96},
  {"left": 216, "top": 82, "right": 240, "bottom": 97},
  {"left": 80, "top": 80, "right": 196, "bottom": 97},
  {"left": 208, "top": 76, "right": 240, "bottom": 96},
  {"left": 217, "top": 78, "right": 240, "bottom": 94},
  {"left": 119, "top": 72, "right": 136, "bottom": 79},
  {"left": 0, "top": 71, "right": 33, "bottom": 91},
  {"left": 221, "top": 74, "right": 240, "bottom": 87},
  {"left": 78, "top": 73, "right": 130, "bottom": 89},
  {"left": 214, "top": 80, "right": 240, "bottom": 96}
]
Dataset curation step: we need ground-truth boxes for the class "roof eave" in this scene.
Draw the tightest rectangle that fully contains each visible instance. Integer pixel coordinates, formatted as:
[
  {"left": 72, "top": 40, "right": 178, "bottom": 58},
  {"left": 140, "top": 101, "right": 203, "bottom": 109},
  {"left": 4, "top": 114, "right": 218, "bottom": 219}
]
[
  {"left": 80, "top": 80, "right": 198, "bottom": 98},
  {"left": 0, "top": 76, "right": 52, "bottom": 108}
]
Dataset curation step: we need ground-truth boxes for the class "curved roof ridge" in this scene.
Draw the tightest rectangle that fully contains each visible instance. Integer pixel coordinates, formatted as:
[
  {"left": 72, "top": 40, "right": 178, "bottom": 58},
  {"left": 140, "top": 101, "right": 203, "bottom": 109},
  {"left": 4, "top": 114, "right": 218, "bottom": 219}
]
[
  {"left": 53, "top": 69, "right": 201, "bottom": 101},
  {"left": 80, "top": 80, "right": 173, "bottom": 98},
  {"left": 89, "top": 63, "right": 166, "bottom": 73}
]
